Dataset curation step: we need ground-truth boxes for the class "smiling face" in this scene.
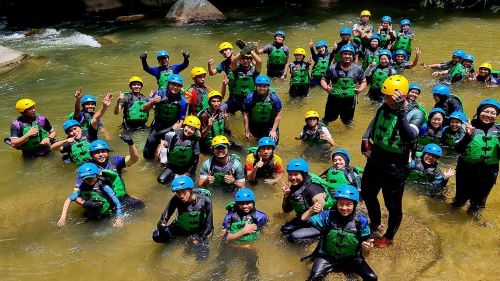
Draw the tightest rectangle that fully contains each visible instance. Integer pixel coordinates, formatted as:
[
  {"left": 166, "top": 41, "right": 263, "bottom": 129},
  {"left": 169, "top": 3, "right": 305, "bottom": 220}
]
[
  {"left": 175, "top": 188, "right": 192, "bottom": 203},
  {"left": 341, "top": 34, "right": 351, "bottom": 42},
  {"left": 157, "top": 56, "right": 169, "bottom": 66},
  {"left": 209, "top": 97, "right": 222, "bottom": 110},
  {"left": 168, "top": 82, "right": 182, "bottom": 95},
  {"left": 220, "top": 48, "right": 233, "bottom": 59},
  {"left": 294, "top": 54, "right": 305, "bottom": 62},
  {"left": 479, "top": 106, "right": 498, "bottom": 124},
  {"left": 258, "top": 145, "right": 274, "bottom": 161},
  {"left": 213, "top": 145, "right": 228, "bottom": 158},
  {"left": 256, "top": 84, "right": 269, "bottom": 95},
  {"left": 275, "top": 35, "right": 284, "bottom": 44},
  {"left": 401, "top": 24, "right": 410, "bottom": 32},
  {"left": 381, "top": 21, "right": 390, "bottom": 28},
  {"left": 360, "top": 15, "right": 370, "bottom": 24},
  {"left": 449, "top": 119, "right": 462, "bottom": 131},
  {"left": 240, "top": 56, "right": 252, "bottom": 68},
  {"left": 129, "top": 82, "right": 142, "bottom": 94},
  {"left": 478, "top": 67, "right": 491, "bottom": 77},
  {"left": 287, "top": 171, "right": 304, "bottom": 186},
  {"left": 422, "top": 153, "right": 437, "bottom": 165},
  {"left": 332, "top": 155, "right": 346, "bottom": 169},
  {"left": 317, "top": 46, "right": 326, "bottom": 54},
  {"left": 91, "top": 149, "right": 109, "bottom": 165},
  {"left": 337, "top": 198, "right": 355, "bottom": 217},
  {"left": 430, "top": 113, "right": 444, "bottom": 129},
  {"left": 395, "top": 54, "right": 405, "bottom": 63},
  {"left": 407, "top": 89, "right": 420, "bottom": 102},
  {"left": 370, "top": 39, "right": 379, "bottom": 48},
  {"left": 83, "top": 101, "right": 96, "bottom": 113},
  {"left": 237, "top": 201, "right": 255, "bottom": 214},
  {"left": 66, "top": 125, "right": 83, "bottom": 139},
  {"left": 342, "top": 51, "right": 353, "bottom": 64},
  {"left": 451, "top": 56, "right": 461, "bottom": 64},
  {"left": 379, "top": 55, "right": 389, "bottom": 66},
  {"left": 183, "top": 125, "right": 196, "bottom": 137}
]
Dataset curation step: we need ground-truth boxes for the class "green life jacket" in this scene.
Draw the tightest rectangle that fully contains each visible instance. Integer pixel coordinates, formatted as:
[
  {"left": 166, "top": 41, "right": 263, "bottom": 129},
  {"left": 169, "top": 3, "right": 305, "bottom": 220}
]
[
  {"left": 227, "top": 208, "right": 261, "bottom": 243},
  {"left": 268, "top": 46, "right": 287, "bottom": 65},
  {"left": 228, "top": 70, "right": 255, "bottom": 98},
  {"left": 80, "top": 181, "right": 113, "bottom": 217},
  {"left": 100, "top": 169, "right": 127, "bottom": 199},
  {"left": 175, "top": 190, "right": 210, "bottom": 233},
  {"left": 393, "top": 35, "right": 412, "bottom": 54},
  {"left": 209, "top": 154, "right": 241, "bottom": 189},
  {"left": 417, "top": 103, "right": 429, "bottom": 124},
  {"left": 323, "top": 216, "right": 361, "bottom": 259},
  {"left": 324, "top": 167, "right": 362, "bottom": 193},
  {"left": 19, "top": 116, "right": 49, "bottom": 154},
  {"left": 155, "top": 97, "right": 181, "bottom": 124},
  {"left": 330, "top": 77, "right": 356, "bottom": 98},
  {"left": 311, "top": 56, "right": 330, "bottom": 79},
  {"left": 70, "top": 140, "right": 91, "bottom": 166},
  {"left": 198, "top": 109, "right": 225, "bottom": 148},
  {"left": 302, "top": 123, "right": 327, "bottom": 146},
  {"left": 167, "top": 130, "right": 196, "bottom": 169},
  {"left": 289, "top": 173, "right": 335, "bottom": 215},
  {"left": 290, "top": 62, "right": 310, "bottom": 86},
  {"left": 449, "top": 63, "right": 466, "bottom": 80},
  {"left": 370, "top": 68, "right": 390, "bottom": 90},
  {"left": 462, "top": 126, "right": 500, "bottom": 165},
  {"left": 124, "top": 93, "right": 149, "bottom": 123},
  {"left": 379, "top": 30, "right": 391, "bottom": 48},
  {"left": 371, "top": 108, "right": 405, "bottom": 154},
  {"left": 158, "top": 69, "right": 174, "bottom": 90},
  {"left": 362, "top": 51, "right": 380, "bottom": 70},
  {"left": 186, "top": 84, "right": 209, "bottom": 114},
  {"left": 68, "top": 112, "right": 91, "bottom": 132},
  {"left": 249, "top": 94, "right": 276, "bottom": 123}
]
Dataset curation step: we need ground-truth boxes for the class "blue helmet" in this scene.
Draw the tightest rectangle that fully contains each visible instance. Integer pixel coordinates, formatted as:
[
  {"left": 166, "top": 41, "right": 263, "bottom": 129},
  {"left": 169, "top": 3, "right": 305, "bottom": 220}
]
[
  {"left": 478, "top": 98, "right": 500, "bottom": 112},
  {"left": 168, "top": 74, "right": 184, "bottom": 86},
  {"left": 400, "top": 19, "right": 411, "bottom": 26},
  {"left": 89, "top": 140, "right": 110, "bottom": 153},
  {"left": 63, "top": 119, "right": 80, "bottom": 132},
  {"left": 432, "top": 84, "right": 451, "bottom": 96},
  {"left": 286, "top": 158, "right": 309, "bottom": 173},
  {"left": 171, "top": 175, "right": 194, "bottom": 192},
  {"left": 255, "top": 75, "right": 271, "bottom": 85},
  {"left": 429, "top": 107, "right": 446, "bottom": 116},
  {"left": 340, "top": 27, "right": 352, "bottom": 36},
  {"left": 379, "top": 49, "right": 392, "bottom": 58},
  {"left": 81, "top": 95, "right": 96, "bottom": 105},
  {"left": 393, "top": 49, "right": 407, "bottom": 58},
  {"left": 452, "top": 49, "right": 465, "bottom": 59},
  {"left": 274, "top": 30, "right": 286, "bottom": 38},
  {"left": 409, "top": 83, "right": 422, "bottom": 92},
  {"left": 77, "top": 163, "right": 100, "bottom": 179},
  {"left": 235, "top": 188, "right": 255, "bottom": 202},
  {"left": 315, "top": 40, "right": 328, "bottom": 49},
  {"left": 258, "top": 137, "right": 276, "bottom": 148},
  {"left": 462, "top": 54, "right": 474, "bottom": 63},
  {"left": 156, "top": 50, "right": 169, "bottom": 58},
  {"left": 449, "top": 111, "right": 467, "bottom": 123},
  {"left": 422, "top": 143, "right": 443, "bottom": 158},
  {"left": 340, "top": 44, "right": 355, "bottom": 54},
  {"left": 331, "top": 149, "right": 351, "bottom": 163},
  {"left": 335, "top": 185, "right": 359, "bottom": 203},
  {"left": 369, "top": 34, "right": 381, "bottom": 43},
  {"left": 381, "top": 16, "right": 392, "bottom": 23}
]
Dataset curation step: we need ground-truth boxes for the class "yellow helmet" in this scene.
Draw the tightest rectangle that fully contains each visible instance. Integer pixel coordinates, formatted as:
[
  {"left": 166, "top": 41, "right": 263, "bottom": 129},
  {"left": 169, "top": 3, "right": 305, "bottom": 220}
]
[
  {"left": 381, "top": 75, "right": 409, "bottom": 96},
  {"left": 129, "top": 76, "right": 143, "bottom": 85},
  {"left": 183, "top": 115, "right": 201, "bottom": 129},
  {"left": 15, "top": 99, "right": 36, "bottom": 113},
  {"left": 219, "top": 42, "right": 233, "bottom": 51},
  {"left": 190, "top": 67, "right": 207, "bottom": 78},
  {"left": 479, "top": 63, "right": 492, "bottom": 72},
  {"left": 211, "top": 135, "right": 230, "bottom": 148},
  {"left": 294, "top": 48, "right": 307, "bottom": 56},
  {"left": 360, "top": 10, "right": 371, "bottom": 17},
  {"left": 207, "top": 90, "right": 223, "bottom": 100},
  {"left": 304, "top": 110, "right": 320, "bottom": 120}
]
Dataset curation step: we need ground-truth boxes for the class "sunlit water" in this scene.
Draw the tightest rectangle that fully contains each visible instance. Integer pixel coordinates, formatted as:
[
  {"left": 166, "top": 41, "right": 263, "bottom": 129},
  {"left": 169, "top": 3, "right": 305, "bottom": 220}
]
[{"left": 1, "top": 4, "right": 499, "bottom": 281}]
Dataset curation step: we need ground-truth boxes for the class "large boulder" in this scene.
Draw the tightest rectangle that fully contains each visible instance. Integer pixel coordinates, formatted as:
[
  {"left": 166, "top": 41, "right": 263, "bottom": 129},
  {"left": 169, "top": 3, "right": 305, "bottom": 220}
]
[
  {"left": 0, "top": 46, "right": 26, "bottom": 74},
  {"left": 165, "top": 0, "right": 226, "bottom": 23}
]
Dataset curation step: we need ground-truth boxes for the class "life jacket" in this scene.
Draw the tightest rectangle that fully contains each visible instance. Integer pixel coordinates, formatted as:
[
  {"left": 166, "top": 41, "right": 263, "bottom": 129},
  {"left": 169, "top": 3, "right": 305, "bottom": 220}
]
[
  {"left": 379, "top": 29, "right": 393, "bottom": 48},
  {"left": 198, "top": 109, "right": 225, "bottom": 148},
  {"left": 393, "top": 35, "right": 412, "bottom": 55},
  {"left": 301, "top": 123, "right": 327, "bottom": 146},
  {"left": 320, "top": 212, "right": 364, "bottom": 260},
  {"left": 361, "top": 48, "right": 380, "bottom": 70},
  {"left": 249, "top": 92, "right": 277, "bottom": 123},
  {"left": 311, "top": 55, "right": 330, "bottom": 79},
  {"left": 448, "top": 63, "right": 466, "bottom": 81},
  {"left": 12, "top": 115, "right": 49, "bottom": 155},
  {"left": 209, "top": 154, "right": 241, "bottom": 189},
  {"left": 268, "top": 45, "right": 287, "bottom": 65},
  {"left": 251, "top": 151, "right": 275, "bottom": 178},
  {"left": 228, "top": 65, "right": 256, "bottom": 98},
  {"left": 441, "top": 126, "right": 465, "bottom": 149},
  {"left": 462, "top": 123, "right": 500, "bottom": 165},
  {"left": 68, "top": 111, "right": 93, "bottom": 132},
  {"left": 323, "top": 167, "right": 362, "bottom": 193},
  {"left": 370, "top": 66, "right": 392, "bottom": 90},
  {"left": 288, "top": 173, "right": 335, "bottom": 216},
  {"left": 329, "top": 64, "right": 357, "bottom": 98},
  {"left": 418, "top": 124, "right": 443, "bottom": 147},
  {"left": 123, "top": 93, "right": 149, "bottom": 124},
  {"left": 70, "top": 139, "right": 92, "bottom": 166},
  {"left": 157, "top": 67, "right": 174, "bottom": 89},
  {"left": 79, "top": 179, "right": 115, "bottom": 217},
  {"left": 371, "top": 107, "right": 415, "bottom": 154},
  {"left": 225, "top": 204, "right": 262, "bottom": 243},
  {"left": 408, "top": 157, "right": 440, "bottom": 184},
  {"left": 100, "top": 169, "right": 127, "bottom": 200},
  {"left": 186, "top": 84, "right": 209, "bottom": 114},
  {"left": 154, "top": 90, "right": 182, "bottom": 125},
  {"left": 167, "top": 130, "right": 197, "bottom": 170},
  {"left": 290, "top": 62, "right": 310, "bottom": 86},
  {"left": 175, "top": 189, "right": 211, "bottom": 233}
]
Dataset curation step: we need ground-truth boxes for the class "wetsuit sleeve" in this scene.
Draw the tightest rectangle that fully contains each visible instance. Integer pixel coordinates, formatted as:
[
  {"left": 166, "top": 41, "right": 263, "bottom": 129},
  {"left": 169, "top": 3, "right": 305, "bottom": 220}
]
[
  {"left": 86, "top": 125, "right": 98, "bottom": 142},
  {"left": 179, "top": 97, "right": 188, "bottom": 120},
  {"left": 359, "top": 216, "right": 371, "bottom": 240},
  {"left": 102, "top": 185, "right": 123, "bottom": 217},
  {"left": 61, "top": 143, "right": 71, "bottom": 154},
  {"left": 455, "top": 131, "right": 473, "bottom": 153},
  {"left": 310, "top": 48, "right": 318, "bottom": 63},
  {"left": 255, "top": 210, "right": 268, "bottom": 228},
  {"left": 141, "top": 58, "right": 159, "bottom": 78},
  {"left": 43, "top": 117, "right": 54, "bottom": 132},
  {"left": 242, "top": 94, "right": 254, "bottom": 113},
  {"left": 199, "top": 197, "right": 214, "bottom": 238},
  {"left": 272, "top": 94, "right": 283, "bottom": 112},
  {"left": 215, "top": 62, "right": 224, "bottom": 73},
  {"left": 362, "top": 118, "right": 375, "bottom": 140},
  {"left": 68, "top": 189, "right": 81, "bottom": 201},
  {"left": 398, "top": 115, "right": 420, "bottom": 142},
  {"left": 262, "top": 44, "right": 273, "bottom": 54},
  {"left": 308, "top": 210, "right": 329, "bottom": 231},
  {"left": 222, "top": 212, "right": 232, "bottom": 229},
  {"left": 172, "top": 61, "right": 189, "bottom": 74},
  {"left": 111, "top": 156, "right": 126, "bottom": 171},
  {"left": 284, "top": 46, "right": 290, "bottom": 60},
  {"left": 10, "top": 120, "right": 22, "bottom": 138},
  {"left": 232, "top": 160, "right": 246, "bottom": 182},
  {"left": 449, "top": 98, "right": 463, "bottom": 112},
  {"left": 431, "top": 169, "right": 448, "bottom": 188},
  {"left": 159, "top": 196, "right": 179, "bottom": 224}
]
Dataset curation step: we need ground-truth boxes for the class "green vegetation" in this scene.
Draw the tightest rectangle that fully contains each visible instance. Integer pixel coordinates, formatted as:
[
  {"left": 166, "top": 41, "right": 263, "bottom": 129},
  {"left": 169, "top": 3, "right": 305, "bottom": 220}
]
[{"left": 421, "top": 0, "right": 499, "bottom": 13}]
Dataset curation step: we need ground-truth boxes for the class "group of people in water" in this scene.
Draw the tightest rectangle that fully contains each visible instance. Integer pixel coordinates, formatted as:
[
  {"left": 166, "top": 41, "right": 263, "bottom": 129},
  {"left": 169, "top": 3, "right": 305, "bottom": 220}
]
[{"left": 7, "top": 10, "right": 500, "bottom": 281}]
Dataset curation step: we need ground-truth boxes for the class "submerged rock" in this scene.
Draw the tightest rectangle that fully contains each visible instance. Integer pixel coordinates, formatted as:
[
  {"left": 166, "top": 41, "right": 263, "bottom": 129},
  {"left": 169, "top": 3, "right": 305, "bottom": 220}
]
[
  {"left": 115, "top": 14, "right": 145, "bottom": 22},
  {"left": 165, "top": 0, "right": 226, "bottom": 23},
  {"left": 0, "top": 46, "right": 26, "bottom": 74}
]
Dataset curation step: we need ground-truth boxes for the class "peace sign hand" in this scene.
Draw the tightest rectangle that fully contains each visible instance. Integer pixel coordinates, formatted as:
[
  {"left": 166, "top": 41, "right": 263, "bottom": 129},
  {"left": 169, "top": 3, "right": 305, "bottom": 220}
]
[{"left": 464, "top": 119, "right": 475, "bottom": 135}]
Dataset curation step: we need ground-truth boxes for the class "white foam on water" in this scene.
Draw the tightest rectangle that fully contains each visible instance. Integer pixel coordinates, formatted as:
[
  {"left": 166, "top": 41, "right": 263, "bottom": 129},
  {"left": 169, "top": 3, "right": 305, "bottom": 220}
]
[{"left": 0, "top": 28, "right": 101, "bottom": 48}]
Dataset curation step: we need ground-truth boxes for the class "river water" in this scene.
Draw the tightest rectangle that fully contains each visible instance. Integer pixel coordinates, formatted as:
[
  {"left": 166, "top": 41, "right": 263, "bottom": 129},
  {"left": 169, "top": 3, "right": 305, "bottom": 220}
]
[{"left": 0, "top": 3, "right": 499, "bottom": 281}]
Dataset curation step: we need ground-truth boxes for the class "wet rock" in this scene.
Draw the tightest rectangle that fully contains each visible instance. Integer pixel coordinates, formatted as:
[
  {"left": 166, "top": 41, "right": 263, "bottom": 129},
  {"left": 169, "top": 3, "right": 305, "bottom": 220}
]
[
  {"left": 82, "top": 0, "right": 122, "bottom": 12},
  {"left": 115, "top": 14, "right": 145, "bottom": 22},
  {"left": 165, "top": 0, "right": 226, "bottom": 23},
  {"left": 0, "top": 46, "right": 26, "bottom": 74}
]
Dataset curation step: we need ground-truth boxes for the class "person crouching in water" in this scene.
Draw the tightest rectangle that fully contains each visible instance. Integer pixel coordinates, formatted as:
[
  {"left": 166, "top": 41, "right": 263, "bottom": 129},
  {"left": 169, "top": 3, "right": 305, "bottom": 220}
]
[
  {"left": 152, "top": 175, "right": 213, "bottom": 260},
  {"left": 157, "top": 116, "right": 201, "bottom": 185},
  {"left": 418, "top": 107, "right": 446, "bottom": 147},
  {"left": 288, "top": 47, "right": 311, "bottom": 98},
  {"left": 408, "top": 144, "right": 455, "bottom": 199},
  {"left": 320, "top": 149, "right": 363, "bottom": 193},
  {"left": 296, "top": 110, "right": 335, "bottom": 147},
  {"left": 245, "top": 137, "right": 285, "bottom": 185},
  {"left": 440, "top": 111, "right": 467, "bottom": 152},
  {"left": 302, "top": 185, "right": 377, "bottom": 281}
]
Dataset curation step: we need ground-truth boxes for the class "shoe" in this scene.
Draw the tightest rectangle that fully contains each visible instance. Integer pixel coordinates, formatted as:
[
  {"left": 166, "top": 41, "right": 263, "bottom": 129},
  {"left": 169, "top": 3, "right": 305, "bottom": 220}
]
[{"left": 373, "top": 236, "right": 392, "bottom": 248}]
